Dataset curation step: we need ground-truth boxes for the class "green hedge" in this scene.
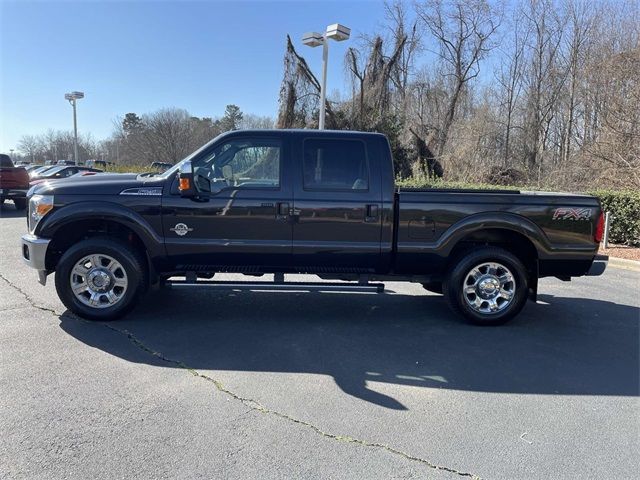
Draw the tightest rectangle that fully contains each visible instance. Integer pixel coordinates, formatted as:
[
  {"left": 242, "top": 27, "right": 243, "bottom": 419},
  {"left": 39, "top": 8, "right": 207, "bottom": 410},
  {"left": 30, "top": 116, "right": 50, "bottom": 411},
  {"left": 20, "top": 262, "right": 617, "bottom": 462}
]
[
  {"left": 589, "top": 190, "right": 640, "bottom": 247},
  {"left": 396, "top": 178, "right": 640, "bottom": 247}
]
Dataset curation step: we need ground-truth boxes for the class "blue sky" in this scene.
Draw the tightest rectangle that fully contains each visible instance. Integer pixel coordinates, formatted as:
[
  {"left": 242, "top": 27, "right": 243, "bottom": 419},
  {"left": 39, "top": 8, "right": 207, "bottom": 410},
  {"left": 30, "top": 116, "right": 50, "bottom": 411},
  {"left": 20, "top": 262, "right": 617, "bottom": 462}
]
[{"left": 0, "top": 0, "right": 391, "bottom": 151}]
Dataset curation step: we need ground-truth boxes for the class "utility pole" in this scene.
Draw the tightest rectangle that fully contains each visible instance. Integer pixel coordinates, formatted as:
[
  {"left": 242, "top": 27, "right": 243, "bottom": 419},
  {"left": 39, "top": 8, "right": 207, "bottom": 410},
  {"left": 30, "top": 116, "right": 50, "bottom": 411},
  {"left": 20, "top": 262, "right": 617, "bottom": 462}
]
[
  {"left": 65, "top": 91, "right": 84, "bottom": 165},
  {"left": 302, "top": 24, "right": 350, "bottom": 129}
]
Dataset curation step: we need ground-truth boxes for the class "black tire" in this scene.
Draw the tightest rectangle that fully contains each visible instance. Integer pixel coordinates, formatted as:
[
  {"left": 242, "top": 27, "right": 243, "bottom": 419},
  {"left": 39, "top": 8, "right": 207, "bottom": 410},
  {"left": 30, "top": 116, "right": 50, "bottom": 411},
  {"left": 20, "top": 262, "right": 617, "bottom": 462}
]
[
  {"left": 443, "top": 247, "right": 529, "bottom": 326},
  {"left": 55, "top": 237, "right": 147, "bottom": 321},
  {"left": 421, "top": 282, "right": 443, "bottom": 294},
  {"left": 13, "top": 198, "right": 27, "bottom": 210}
]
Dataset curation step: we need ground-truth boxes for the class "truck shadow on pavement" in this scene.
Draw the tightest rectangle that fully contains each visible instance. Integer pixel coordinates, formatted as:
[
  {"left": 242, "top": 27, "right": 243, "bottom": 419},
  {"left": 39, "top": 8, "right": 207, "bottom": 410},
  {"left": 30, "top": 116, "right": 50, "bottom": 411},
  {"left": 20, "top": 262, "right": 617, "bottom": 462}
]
[{"left": 59, "top": 290, "right": 640, "bottom": 410}]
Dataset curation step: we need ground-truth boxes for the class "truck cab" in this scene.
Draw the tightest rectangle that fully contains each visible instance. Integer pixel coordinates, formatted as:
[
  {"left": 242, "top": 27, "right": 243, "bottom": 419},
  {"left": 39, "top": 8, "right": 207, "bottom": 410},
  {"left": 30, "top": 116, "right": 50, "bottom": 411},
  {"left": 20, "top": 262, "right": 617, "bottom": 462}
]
[{"left": 162, "top": 130, "right": 392, "bottom": 273}]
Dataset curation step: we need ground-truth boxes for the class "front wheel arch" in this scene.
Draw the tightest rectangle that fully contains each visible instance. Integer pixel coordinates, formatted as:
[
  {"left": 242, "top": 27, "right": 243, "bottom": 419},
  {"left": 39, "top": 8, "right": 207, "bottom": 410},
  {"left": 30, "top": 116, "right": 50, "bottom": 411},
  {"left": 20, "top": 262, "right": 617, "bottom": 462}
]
[{"left": 45, "top": 219, "right": 153, "bottom": 278}]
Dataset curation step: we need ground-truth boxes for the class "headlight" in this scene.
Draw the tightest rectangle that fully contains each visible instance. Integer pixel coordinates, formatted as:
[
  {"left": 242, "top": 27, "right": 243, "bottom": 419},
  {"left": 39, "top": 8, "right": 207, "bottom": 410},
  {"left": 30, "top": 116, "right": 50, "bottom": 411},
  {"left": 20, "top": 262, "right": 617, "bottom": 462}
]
[{"left": 29, "top": 195, "right": 54, "bottom": 234}]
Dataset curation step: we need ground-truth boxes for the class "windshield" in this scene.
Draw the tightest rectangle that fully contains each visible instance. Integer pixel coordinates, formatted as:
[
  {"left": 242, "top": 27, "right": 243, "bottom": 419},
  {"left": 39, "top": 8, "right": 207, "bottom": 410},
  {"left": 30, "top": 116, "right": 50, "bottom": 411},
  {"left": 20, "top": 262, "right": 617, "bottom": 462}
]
[
  {"left": 0, "top": 154, "right": 13, "bottom": 168},
  {"left": 33, "top": 166, "right": 56, "bottom": 175},
  {"left": 41, "top": 166, "right": 66, "bottom": 176}
]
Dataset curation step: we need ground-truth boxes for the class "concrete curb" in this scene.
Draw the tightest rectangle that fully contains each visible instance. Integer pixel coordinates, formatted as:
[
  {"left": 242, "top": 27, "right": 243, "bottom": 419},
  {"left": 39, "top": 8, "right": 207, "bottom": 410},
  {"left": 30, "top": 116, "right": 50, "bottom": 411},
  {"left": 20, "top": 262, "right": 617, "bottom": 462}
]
[{"left": 608, "top": 256, "right": 640, "bottom": 272}]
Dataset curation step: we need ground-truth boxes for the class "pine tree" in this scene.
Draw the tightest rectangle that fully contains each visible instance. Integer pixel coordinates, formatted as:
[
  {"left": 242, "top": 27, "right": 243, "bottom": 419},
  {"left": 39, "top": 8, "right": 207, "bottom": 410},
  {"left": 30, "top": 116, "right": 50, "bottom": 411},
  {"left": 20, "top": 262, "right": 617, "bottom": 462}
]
[{"left": 219, "top": 105, "right": 243, "bottom": 132}]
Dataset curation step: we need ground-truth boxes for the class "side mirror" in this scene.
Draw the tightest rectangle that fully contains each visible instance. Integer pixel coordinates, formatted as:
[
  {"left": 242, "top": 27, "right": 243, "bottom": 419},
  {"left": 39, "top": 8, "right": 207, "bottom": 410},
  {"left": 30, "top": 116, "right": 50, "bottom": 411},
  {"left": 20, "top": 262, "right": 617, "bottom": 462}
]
[{"left": 178, "top": 160, "right": 197, "bottom": 197}]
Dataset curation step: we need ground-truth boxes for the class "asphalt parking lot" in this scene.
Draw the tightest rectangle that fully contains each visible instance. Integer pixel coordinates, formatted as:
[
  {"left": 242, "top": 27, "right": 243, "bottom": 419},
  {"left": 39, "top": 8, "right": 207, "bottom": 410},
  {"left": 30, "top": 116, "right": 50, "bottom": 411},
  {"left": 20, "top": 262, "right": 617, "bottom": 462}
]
[{"left": 1, "top": 202, "right": 638, "bottom": 479}]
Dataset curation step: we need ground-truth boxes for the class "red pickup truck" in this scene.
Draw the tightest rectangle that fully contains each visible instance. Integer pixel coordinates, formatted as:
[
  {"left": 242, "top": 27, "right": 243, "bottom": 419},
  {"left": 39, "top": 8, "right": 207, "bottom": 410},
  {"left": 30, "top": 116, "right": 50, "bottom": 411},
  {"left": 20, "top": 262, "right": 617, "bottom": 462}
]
[{"left": 0, "top": 154, "right": 29, "bottom": 210}]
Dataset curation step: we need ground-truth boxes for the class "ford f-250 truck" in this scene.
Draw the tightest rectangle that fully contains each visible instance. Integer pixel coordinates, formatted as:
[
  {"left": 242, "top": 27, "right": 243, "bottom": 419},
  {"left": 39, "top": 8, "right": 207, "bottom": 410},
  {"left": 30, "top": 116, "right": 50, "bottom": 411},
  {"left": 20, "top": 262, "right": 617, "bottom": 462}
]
[{"left": 21, "top": 130, "right": 607, "bottom": 325}]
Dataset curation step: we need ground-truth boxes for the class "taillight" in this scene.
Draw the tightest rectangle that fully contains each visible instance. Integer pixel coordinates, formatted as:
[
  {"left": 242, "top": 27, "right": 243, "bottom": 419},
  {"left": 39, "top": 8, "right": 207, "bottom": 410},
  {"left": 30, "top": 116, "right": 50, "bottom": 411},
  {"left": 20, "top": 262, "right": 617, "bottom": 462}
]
[{"left": 594, "top": 211, "right": 605, "bottom": 243}]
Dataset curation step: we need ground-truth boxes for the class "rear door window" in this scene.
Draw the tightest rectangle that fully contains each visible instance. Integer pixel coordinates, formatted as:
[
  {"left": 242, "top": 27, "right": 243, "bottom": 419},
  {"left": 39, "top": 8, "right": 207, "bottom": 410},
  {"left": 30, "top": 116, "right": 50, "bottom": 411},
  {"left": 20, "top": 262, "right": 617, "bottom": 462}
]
[{"left": 303, "top": 139, "right": 369, "bottom": 191}]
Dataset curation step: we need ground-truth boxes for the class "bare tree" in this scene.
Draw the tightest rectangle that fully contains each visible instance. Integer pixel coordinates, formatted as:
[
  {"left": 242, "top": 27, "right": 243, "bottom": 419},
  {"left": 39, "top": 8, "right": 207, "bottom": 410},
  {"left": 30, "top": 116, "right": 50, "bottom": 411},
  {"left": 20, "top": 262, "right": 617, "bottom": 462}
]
[
  {"left": 560, "top": 0, "right": 594, "bottom": 164},
  {"left": 385, "top": 0, "right": 422, "bottom": 110},
  {"left": 495, "top": 8, "right": 530, "bottom": 166},
  {"left": 17, "top": 135, "right": 41, "bottom": 162},
  {"left": 417, "top": 0, "right": 501, "bottom": 155},
  {"left": 240, "top": 114, "right": 275, "bottom": 129},
  {"left": 141, "top": 108, "right": 196, "bottom": 163},
  {"left": 521, "top": 0, "right": 567, "bottom": 174},
  {"left": 276, "top": 35, "right": 338, "bottom": 129}
]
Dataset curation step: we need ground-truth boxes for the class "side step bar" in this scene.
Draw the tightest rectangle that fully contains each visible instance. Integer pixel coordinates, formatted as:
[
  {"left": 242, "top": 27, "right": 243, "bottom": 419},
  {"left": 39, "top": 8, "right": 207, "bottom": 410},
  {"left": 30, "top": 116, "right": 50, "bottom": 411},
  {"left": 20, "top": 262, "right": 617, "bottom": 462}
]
[{"left": 164, "top": 279, "right": 385, "bottom": 293}]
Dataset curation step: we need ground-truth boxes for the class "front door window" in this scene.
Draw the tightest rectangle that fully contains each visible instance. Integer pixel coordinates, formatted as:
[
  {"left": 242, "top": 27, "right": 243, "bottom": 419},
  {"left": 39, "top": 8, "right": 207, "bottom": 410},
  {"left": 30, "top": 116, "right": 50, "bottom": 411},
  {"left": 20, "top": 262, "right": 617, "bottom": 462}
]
[{"left": 192, "top": 138, "right": 281, "bottom": 193}]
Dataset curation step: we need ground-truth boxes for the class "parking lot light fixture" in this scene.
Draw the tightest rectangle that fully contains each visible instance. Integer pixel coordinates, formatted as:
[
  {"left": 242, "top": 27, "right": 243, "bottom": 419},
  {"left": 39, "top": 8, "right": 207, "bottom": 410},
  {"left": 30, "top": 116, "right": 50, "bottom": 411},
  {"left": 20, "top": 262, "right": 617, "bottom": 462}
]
[
  {"left": 302, "top": 23, "right": 350, "bottom": 130},
  {"left": 64, "top": 91, "right": 84, "bottom": 165}
]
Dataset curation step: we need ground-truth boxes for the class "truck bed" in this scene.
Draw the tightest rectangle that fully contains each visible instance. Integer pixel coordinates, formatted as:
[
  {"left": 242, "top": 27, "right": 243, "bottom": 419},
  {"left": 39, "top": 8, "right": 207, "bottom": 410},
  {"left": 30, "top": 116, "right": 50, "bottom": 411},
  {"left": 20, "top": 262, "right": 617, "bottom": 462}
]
[{"left": 393, "top": 189, "right": 601, "bottom": 277}]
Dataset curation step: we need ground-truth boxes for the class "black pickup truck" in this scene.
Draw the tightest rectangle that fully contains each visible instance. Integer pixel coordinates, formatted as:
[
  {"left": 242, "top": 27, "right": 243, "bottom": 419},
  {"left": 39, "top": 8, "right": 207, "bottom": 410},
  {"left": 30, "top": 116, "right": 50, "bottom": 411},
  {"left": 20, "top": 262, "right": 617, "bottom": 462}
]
[{"left": 21, "top": 130, "right": 607, "bottom": 325}]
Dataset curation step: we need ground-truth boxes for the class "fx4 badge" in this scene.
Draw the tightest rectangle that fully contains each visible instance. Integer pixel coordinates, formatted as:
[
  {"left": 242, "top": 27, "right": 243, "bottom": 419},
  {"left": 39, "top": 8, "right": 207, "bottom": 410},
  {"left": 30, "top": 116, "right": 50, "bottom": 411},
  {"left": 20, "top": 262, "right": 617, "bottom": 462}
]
[
  {"left": 552, "top": 207, "right": 592, "bottom": 221},
  {"left": 170, "top": 223, "right": 194, "bottom": 236}
]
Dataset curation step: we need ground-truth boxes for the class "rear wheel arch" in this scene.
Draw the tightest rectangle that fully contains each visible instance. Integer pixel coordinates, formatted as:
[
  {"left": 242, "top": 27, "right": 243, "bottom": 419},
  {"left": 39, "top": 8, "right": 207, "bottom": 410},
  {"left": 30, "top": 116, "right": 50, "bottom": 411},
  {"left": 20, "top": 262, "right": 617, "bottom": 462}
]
[{"left": 447, "top": 227, "right": 539, "bottom": 287}]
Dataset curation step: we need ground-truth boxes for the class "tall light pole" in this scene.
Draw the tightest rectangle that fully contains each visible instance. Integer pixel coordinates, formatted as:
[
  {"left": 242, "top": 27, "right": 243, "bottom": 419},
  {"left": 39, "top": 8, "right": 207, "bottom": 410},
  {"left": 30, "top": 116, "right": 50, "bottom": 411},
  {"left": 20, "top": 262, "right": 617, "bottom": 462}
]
[
  {"left": 302, "top": 24, "right": 350, "bottom": 129},
  {"left": 65, "top": 91, "right": 84, "bottom": 165}
]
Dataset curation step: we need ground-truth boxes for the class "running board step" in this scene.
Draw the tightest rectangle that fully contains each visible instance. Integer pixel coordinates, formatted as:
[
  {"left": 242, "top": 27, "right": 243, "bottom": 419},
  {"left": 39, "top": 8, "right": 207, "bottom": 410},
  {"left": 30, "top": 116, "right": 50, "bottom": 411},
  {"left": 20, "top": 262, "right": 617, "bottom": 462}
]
[{"left": 165, "top": 280, "right": 385, "bottom": 293}]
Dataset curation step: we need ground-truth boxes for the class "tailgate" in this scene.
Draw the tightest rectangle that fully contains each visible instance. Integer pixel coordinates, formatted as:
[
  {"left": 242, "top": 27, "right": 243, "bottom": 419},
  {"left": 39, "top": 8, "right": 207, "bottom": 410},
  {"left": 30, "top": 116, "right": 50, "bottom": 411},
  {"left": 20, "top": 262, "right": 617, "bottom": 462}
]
[{"left": 0, "top": 167, "right": 29, "bottom": 189}]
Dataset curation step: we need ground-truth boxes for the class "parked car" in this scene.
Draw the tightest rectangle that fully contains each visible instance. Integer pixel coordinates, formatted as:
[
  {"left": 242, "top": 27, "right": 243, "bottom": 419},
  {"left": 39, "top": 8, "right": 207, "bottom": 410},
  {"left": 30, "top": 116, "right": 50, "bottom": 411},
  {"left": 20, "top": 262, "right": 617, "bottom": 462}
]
[
  {"left": 86, "top": 160, "right": 114, "bottom": 169},
  {"left": 29, "top": 166, "right": 58, "bottom": 178},
  {"left": 0, "top": 154, "right": 29, "bottom": 210},
  {"left": 56, "top": 160, "right": 77, "bottom": 166},
  {"left": 21, "top": 130, "right": 607, "bottom": 324},
  {"left": 29, "top": 166, "right": 102, "bottom": 187},
  {"left": 149, "top": 161, "right": 173, "bottom": 172}
]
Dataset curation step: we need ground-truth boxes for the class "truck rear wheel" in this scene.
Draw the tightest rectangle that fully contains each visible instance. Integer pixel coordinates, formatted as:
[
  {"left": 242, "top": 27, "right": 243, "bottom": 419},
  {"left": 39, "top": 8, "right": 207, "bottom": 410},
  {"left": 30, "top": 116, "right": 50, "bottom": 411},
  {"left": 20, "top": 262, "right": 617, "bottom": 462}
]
[
  {"left": 55, "top": 238, "right": 147, "bottom": 321},
  {"left": 444, "top": 247, "right": 528, "bottom": 326}
]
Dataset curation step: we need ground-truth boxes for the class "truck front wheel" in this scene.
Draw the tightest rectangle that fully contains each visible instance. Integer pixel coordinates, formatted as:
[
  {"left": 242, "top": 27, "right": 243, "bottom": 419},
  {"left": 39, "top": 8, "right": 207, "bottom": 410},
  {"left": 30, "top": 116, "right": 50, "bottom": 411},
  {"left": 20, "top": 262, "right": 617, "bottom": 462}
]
[
  {"left": 55, "top": 238, "right": 147, "bottom": 321},
  {"left": 444, "top": 247, "right": 528, "bottom": 326}
]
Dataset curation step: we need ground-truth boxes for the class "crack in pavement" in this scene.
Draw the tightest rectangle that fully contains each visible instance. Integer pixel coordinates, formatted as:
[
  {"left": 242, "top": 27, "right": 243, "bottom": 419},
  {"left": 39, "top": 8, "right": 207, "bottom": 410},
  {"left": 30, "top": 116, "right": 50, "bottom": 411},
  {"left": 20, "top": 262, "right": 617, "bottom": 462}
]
[
  {"left": 0, "top": 273, "right": 59, "bottom": 315},
  {"left": 1, "top": 271, "right": 482, "bottom": 479},
  {"left": 104, "top": 324, "right": 482, "bottom": 479}
]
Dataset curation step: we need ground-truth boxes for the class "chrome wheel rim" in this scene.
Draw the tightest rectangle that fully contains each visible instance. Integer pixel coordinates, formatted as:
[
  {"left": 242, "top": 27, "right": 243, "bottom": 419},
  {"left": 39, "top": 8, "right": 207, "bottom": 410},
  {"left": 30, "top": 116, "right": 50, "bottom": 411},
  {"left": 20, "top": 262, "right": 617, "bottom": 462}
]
[
  {"left": 463, "top": 262, "right": 516, "bottom": 314},
  {"left": 70, "top": 254, "right": 128, "bottom": 309}
]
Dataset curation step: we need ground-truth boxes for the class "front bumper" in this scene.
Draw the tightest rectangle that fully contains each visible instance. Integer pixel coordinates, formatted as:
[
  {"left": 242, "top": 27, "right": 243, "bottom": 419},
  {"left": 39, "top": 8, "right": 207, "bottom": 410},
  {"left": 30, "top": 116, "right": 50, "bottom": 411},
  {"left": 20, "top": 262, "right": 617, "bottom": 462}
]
[
  {"left": 0, "top": 187, "right": 27, "bottom": 199},
  {"left": 587, "top": 254, "right": 608, "bottom": 276},
  {"left": 21, "top": 234, "right": 51, "bottom": 285}
]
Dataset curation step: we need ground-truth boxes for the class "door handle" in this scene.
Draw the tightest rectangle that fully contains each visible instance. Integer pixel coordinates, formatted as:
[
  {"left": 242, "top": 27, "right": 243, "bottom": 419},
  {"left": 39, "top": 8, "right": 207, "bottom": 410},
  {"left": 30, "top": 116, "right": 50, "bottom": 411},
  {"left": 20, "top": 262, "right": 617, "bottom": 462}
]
[
  {"left": 276, "top": 202, "right": 289, "bottom": 221},
  {"left": 365, "top": 204, "right": 378, "bottom": 223}
]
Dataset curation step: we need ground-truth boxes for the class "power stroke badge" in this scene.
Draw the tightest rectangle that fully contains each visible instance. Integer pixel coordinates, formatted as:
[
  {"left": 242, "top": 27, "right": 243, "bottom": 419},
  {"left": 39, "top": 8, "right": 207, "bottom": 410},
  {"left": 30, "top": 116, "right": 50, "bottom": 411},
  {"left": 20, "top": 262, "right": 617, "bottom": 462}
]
[{"left": 170, "top": 223, "right": 194, "bottom": 236}]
